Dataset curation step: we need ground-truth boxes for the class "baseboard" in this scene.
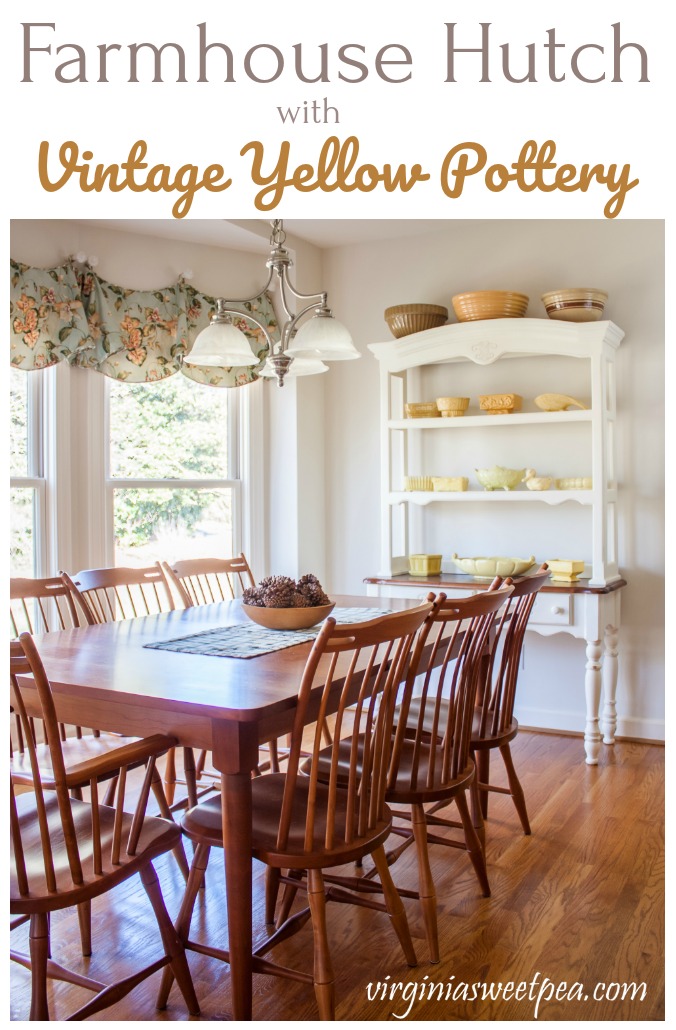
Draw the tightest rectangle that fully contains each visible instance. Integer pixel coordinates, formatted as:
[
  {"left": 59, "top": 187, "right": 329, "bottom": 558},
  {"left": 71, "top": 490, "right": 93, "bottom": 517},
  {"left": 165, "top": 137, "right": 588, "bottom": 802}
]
[{"left": 514, "top": 705, "right": 664, "bottom": 744}]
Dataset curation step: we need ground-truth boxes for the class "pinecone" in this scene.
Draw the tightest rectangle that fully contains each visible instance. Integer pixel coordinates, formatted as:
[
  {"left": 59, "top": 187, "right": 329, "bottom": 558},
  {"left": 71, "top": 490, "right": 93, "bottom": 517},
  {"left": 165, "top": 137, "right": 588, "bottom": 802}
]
[
  {"left": 297, "top": 573, "right": 330, "bottom": 606},
  {"left": 242, "top": 585, "right": 265, "bottom": 606},
  {"left": 261, "top": 575, "right": 298, "bottom": 608}
]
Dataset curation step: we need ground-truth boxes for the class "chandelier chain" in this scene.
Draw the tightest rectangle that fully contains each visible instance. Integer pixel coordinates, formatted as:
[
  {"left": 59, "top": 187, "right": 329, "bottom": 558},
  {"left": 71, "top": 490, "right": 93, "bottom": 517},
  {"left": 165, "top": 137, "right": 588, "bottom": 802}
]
[{"left": 270, "top": 220, "right": 286, "bottom": 247}]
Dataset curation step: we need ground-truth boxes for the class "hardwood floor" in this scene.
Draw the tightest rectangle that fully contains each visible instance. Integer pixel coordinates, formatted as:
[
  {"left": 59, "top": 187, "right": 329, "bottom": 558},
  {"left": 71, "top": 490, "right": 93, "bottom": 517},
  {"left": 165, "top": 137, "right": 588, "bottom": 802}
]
[{"left": 10, "top": 733, "right": 664, "bottom": 1021}]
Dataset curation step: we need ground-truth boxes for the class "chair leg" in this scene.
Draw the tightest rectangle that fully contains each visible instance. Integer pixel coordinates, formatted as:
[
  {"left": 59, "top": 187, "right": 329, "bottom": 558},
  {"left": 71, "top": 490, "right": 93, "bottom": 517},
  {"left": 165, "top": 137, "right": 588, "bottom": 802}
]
[
  {"left": 157, "top": 844, "right": 211, "bottom": 1010},
  {"left": 276, "top": 868, "right": 303, "bottom": 928},
  {"left": 371, "top": 846, "right": 417, "bottom": 967},
  {"left": 455, "top": 791, "right": 491, "bottom": 897},
  {"left": 307, "top": 868, "right": 335, "bottom": 1020},
  {"left": 410, "top": 802, "right": 439, "bottom": 963},
  {"left": 195, "top": 749, "right": 207, "bottom": 779},
  {"left": 29, "top": 913, "right": 50, "bottom": 1020},
  {"left": 499, "top": 743, "right": 531, "bottom": 835},
  {"left": 265, "top": 867, "right": 282, "bottom": 925},
  {"left": 469, "top": 766, "right": 486, "bottom": 852},
  {"left": 150, "top": 769, "right": 190, "bottom": 882},
  {"left": 164, "top": 747, "right": 177, "bottom": 806},
  {"left": 139, "top": 863, "right": 200, "bottom": 1017},
  {"left": 268, "top": 737, "right": 280, "bottom": 773},
  {"left": 476, "top": 750, "right": 490, "bottom": 819},
  {"left": 183, "top": 748, "right": 199, "bottom": 809},
  {"left": 76, "top": 900, "right": 92, "bottom": 957},
  {"left": 102, "top": 775, "right": 118, "bottom": 807}
]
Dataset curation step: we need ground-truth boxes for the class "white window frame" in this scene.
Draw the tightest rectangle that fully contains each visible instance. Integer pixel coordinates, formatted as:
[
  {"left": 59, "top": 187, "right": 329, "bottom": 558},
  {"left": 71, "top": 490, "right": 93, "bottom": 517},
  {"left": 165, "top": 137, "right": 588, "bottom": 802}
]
[
  {"left": 10, "top": 367, "right": 48, "bottom": 576},
  {"left": 9, "top": 365, "right": 265, "bottom": 580},
  {"left": 102, "top": 375, "right": 258, "bottom": 570}
]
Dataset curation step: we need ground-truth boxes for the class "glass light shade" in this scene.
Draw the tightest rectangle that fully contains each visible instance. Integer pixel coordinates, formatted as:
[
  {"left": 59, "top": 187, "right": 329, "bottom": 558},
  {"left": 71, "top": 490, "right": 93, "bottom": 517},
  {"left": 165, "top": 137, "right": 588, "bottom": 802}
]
[
  {"left": 287, "top": 313, "right": 360, "bottom": 360},
  {"left": 259, "top": 356, "right": 329, "bottom": 378},
  {"left": 184, "top": 321, "right": 259, "bottom": 367}
]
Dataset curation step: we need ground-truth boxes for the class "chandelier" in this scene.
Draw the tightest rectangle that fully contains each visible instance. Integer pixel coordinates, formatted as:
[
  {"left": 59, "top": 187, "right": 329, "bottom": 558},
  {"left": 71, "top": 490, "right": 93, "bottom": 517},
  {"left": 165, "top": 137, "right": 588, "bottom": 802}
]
[{"left": 184, "top": 220, "right": 359, "bottom": 386}]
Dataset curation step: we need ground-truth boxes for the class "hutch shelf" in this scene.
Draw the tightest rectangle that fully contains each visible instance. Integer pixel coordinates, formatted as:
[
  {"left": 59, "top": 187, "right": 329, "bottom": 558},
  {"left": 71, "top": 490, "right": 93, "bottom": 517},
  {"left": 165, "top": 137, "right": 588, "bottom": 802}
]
[{"left": 365, "top": 318, "right": 627, "bottom": 764}]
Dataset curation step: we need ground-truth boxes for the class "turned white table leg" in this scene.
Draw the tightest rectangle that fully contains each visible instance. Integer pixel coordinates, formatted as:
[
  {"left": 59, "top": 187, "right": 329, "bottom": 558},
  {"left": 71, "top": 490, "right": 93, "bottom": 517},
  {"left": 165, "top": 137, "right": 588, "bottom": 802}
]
[
  {"left": 601, "top": 624, "right": 619, "bottom": 744},
  {"left": 584, "top": 638, "right": 603, "bottom": 765}
]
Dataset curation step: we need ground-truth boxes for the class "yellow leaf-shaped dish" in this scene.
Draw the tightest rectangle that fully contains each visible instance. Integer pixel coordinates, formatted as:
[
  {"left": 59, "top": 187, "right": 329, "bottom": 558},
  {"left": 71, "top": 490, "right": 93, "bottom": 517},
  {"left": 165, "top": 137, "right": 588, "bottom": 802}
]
[{"left": 535, "top": 393, "right": 587, "bottom": 411}]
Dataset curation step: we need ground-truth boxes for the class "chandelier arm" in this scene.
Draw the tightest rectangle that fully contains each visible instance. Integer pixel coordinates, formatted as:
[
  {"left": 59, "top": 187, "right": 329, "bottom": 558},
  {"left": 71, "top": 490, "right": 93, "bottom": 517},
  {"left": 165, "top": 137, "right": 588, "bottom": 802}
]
[
  {"left": 280, "top": 264, "right": 328, "bottom": 305},
  {"left": 221, "top": 266, "right": 275, "bottom": 308},
  {"left": 276, "top": 269, "right": 296, "bottom": 324},
  {"left": 285, "top": 300, "right": 328, "bottom": 343},
  {"left": 217, "top": 307, "right": 275, "bottom": 354}
]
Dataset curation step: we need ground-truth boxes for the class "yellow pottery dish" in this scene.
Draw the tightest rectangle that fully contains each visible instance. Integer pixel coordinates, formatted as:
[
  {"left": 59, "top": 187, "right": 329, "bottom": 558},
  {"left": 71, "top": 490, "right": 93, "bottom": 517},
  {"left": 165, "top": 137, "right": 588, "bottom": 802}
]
[
  {"left": 431, "top": 476, "right": 469, "bottom": 492},
  {"left": 523, "top": 469, "right": 553, "bottom": 491},
  {"left": 479, "top": 393, "right": 523, "bottom": 415},
  {"left": 451, "top": 554, "right": 536, "bottom": 578},
  {"left": 555, "top": 477, "right": 592, "bottom": 490},
  {"left": 546, "top": 559, "right": 586, "bottom": 583},
  {"left": 404, "top": 476, "right": 434, "bottom": 491},
  {"left": 535, "top": 393, "right": 587, "bottom": 412},
  {"left": 436, "top": 396, "right": 470, "bottom": 417},
  {"left": 408, "top": 554, "right": 443, "bottom": 576},
  {"left": 475, "top": 466, "right": 527, "bottom": 491},
  {"left": 405, "top": 402, "right": 440, "bottom": 419}
]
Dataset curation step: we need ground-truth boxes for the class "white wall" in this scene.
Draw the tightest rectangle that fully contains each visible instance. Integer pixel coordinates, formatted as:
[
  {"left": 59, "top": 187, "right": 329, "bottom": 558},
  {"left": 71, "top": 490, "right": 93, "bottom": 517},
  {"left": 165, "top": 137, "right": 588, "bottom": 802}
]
[{"left": 320, "top": 219, "right": 664, "bottom": 741}]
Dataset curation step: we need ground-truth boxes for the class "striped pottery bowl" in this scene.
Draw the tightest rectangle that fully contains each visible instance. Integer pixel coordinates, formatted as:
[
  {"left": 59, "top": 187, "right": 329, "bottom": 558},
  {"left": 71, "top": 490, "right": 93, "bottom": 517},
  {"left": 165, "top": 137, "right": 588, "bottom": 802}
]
[{"left": 541, "top": 288, "right": 608, "bottom": 323}]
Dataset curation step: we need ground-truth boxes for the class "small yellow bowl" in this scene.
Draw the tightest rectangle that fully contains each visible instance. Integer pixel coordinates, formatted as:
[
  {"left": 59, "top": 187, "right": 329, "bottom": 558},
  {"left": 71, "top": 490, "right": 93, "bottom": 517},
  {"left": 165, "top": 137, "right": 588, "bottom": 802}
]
[
  {"left": 436, "top": 396, "right": 470, "bottom": 417},
  {"left": 405, "top": 402, "right": 440, "bottom": 419},
  {"left": 546, "top": 559, "right": 586, "bottom": 583},
  {"left": 404, "top": 476, "right": 434, "bottom": 492},
  {"left": 408, "top": 554, "right": 442, "bottom": 576},
  {"left": 431, "top": 476, "right": 469, "bottom": 492},
  {"left": 479, "top": 393, "right": 523, "bottom": 415}
]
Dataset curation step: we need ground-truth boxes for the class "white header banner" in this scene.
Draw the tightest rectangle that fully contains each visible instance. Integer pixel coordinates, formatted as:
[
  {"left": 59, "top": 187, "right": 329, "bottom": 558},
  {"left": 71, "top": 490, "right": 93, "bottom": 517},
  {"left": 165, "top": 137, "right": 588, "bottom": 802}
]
[{"left": 2, "top": 0, "right": 672, "bottom": 221}]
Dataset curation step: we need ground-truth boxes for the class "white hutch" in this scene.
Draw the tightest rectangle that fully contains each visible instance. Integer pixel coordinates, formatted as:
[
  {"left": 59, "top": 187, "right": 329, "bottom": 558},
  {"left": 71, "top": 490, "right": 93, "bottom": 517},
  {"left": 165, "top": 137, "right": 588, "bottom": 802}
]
[{"left": 365, "top": 318, "right": 626, "bottom": 764}]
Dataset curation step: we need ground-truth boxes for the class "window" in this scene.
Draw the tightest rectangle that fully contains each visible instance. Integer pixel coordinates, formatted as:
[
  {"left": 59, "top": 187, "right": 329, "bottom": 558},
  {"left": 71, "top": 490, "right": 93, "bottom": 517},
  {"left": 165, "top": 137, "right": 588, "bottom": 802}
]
[
  {"left": 107, "top": 375, "right": 241, "bottom": 567},
  {"left": 10, "top": 368, "right": 46, "bottom": 576}
]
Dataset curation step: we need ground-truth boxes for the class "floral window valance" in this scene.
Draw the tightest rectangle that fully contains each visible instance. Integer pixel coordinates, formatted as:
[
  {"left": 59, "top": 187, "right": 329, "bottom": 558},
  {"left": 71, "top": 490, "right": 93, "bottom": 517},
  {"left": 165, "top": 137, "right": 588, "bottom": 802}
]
[{"left": 10, "top": 258, "right": 278, "bottom": 388}]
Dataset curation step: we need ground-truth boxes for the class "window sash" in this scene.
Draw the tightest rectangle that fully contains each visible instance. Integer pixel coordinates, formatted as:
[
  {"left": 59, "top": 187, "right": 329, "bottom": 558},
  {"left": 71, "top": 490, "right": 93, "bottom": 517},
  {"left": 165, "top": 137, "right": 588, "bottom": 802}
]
[
  {"left": 104, "top": 379, "right": 243, "bottom": 562},
  {"left": 10, "top": 370, "right": 48, "bottom": 576}
]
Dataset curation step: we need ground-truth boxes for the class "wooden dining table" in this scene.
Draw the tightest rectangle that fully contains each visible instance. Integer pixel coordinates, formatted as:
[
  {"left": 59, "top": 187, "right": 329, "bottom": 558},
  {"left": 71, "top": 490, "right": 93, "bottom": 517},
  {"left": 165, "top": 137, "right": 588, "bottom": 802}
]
[{"left": 17, "top": 593, "right": 423, "bottom": 1020}]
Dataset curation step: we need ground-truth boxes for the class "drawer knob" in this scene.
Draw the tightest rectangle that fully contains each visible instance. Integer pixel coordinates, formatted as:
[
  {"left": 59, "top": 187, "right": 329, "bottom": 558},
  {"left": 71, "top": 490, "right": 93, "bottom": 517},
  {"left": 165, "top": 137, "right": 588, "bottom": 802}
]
[{"left": 551, "top": 605, "right": 565, "bottom": 615}]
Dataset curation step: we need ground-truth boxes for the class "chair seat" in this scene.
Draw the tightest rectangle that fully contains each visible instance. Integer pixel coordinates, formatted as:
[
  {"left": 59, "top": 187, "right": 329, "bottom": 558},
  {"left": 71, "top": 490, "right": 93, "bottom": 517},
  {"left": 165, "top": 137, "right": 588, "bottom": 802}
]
[
  {"left": 11, "top": 733, "right": 175, "bottom": 790},
  {"left": 11, "top": 791, "right": 181, "bottom": 914},
  {"left": 181, "top": 773, "right": 393, "bottom": 869},
  {"left": 301, "top": 737, "right": 475, "bottom": 805},
  {"left": 402, "top": 697, "right": 520, "bottom": 748}
]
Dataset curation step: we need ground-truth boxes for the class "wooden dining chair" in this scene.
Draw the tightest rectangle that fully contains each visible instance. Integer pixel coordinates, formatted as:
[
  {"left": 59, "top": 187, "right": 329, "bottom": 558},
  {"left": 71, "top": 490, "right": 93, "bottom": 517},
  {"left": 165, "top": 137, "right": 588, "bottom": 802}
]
[
  {"left": 11, "top": 575, "right": 97, "bottom": 749},
  {"left": 10, "top": 575, "right": 189, "bottom": 956},
  {"left": 157, "top": 600, "right": 434, "bottom": 1020},
  {"left": 162, "top": 554, "right": 255, "bottom": 607},
  {"left": 161, "top": 554, "right": 282, "bottom": 781},
  {"left": 64, "top": 563, "right": 176, "bottom": 623},
  {"left": 10, "top": 634, "right": 200, "bottom": 1021},
  {"left": 64, "top": 564, "right": 200, "bottom": 811},
  {"left": 284, "top": 585, "right": 516, "bottom": 965},
  {"left": 469, "top": 565, "right": 550, "bottom": 833},
  {"left": 405, "top": 566, "right": 550, "bottom": 836}
]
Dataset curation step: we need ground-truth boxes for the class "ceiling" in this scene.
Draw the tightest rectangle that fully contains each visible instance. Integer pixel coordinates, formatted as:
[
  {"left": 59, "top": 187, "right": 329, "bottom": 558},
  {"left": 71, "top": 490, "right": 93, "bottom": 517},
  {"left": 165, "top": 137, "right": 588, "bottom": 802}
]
[{"left": 68, "top": 218, "right": 450, "bottom": 252}]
